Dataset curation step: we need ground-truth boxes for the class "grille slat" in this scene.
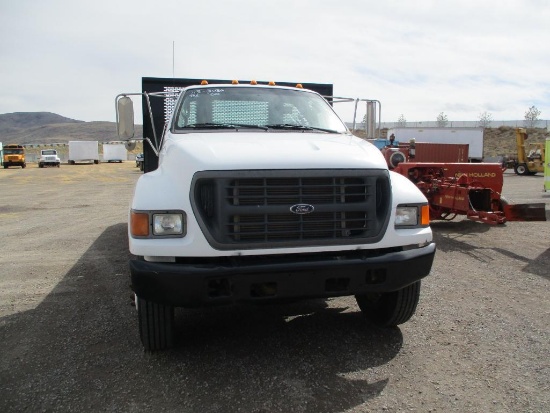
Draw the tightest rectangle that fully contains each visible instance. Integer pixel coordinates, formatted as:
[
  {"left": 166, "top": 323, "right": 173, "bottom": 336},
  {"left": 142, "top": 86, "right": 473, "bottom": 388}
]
[{"left": 193, "top": 170, "right": 390, "bottom": 248}]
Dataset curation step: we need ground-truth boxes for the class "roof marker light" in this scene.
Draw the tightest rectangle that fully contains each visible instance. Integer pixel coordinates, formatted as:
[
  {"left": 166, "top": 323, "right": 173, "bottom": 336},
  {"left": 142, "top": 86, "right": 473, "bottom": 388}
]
[
  {"left": 296, "top": 84, "right": 303, "bottom": 88},
  {"left": 200, "top": 80, "right": 208, "bottom": 85},
  {"left": 268, "top": 81, "right": 276, "bottom": 86},
  {"left": 250, "top": 80, "right": 258, "bottom": 85},
  {"left": 232, "top": 79, "right": 239, "bottom": 84}
]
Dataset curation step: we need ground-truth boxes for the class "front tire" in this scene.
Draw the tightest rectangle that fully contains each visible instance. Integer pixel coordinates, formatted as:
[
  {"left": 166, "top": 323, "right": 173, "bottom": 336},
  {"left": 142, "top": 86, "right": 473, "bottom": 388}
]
[
  {"left": 355, "top": 281, "right": 421, "bottom": 327},
  {"left": 137, "top": 296, "right": 175, "bottom": 351},
  {"left": 514, "top": 164, "right": 528, "bottom": 175}
]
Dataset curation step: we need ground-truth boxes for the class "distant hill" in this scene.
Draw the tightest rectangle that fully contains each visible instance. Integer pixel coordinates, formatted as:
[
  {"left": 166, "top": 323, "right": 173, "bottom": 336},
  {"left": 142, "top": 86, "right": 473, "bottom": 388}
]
[{"left": 0, "top": 112, "right": 143, "bottom": 145}]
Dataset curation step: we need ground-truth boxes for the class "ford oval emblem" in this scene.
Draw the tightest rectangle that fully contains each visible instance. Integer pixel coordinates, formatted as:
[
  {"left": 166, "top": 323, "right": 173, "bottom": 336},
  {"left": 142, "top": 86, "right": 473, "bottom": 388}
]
[{"left": 290, "top": 204, "right": 315, "bottom": 215}]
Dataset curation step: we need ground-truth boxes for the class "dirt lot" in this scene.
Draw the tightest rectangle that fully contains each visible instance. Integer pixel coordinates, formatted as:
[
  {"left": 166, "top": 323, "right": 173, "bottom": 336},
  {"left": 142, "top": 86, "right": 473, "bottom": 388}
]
[{"left": 0, "top": 162, "right": 549, "bottom": 412}]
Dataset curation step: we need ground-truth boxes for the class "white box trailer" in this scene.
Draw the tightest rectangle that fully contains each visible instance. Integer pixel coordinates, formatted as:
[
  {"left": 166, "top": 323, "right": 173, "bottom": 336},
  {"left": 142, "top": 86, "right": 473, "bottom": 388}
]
[
  {"left": 387, "top": 127, "right": 484, "bottom": 161},
  {"left": 102, "top": 143, "right": 127, "bottom": 163},
  {"left": 68, "top": 141, "right": 99, "bottom": 164}
]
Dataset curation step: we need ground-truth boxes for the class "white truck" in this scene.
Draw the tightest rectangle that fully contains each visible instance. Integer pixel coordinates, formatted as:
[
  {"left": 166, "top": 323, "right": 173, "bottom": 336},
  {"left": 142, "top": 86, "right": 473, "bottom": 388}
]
[
  {"left": 117, "top": 79, "right": 436, "bottom": 351},
  {"left": 102, "top": 143, "right": 127, "bottom": 163},
  {"left": 38, "top": 149, "right": 61, "bottom": 168},
  {"left": 68, "top": 141, "right": 99, "bottom": 165},
  {"left": 387, "top": 127, "right": 484, "bottom": 161}
]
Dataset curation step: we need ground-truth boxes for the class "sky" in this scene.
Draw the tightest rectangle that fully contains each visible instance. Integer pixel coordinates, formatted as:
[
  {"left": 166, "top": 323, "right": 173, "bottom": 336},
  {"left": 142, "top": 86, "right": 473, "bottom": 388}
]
[{"left": 1, "top": 0, "right": 549, "bottom": 125}]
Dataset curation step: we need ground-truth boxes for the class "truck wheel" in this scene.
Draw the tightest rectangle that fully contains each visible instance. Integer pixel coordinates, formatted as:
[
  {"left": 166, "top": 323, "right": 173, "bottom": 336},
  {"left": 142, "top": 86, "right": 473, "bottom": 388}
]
[
  {"left": 137, "top": 296, "right": 175, "bottom": 351},
  {"left": 39, "top": 163, "right": 44, "bottom": 168},
  {"left": 22, "top": 163, "right": 26, "bottom": 169},
  {"left": 355, "top": 281, "right": 421, "bottom": 327},
  {"left": 514, "top": 164, "right": 528, "bottom": 175}
]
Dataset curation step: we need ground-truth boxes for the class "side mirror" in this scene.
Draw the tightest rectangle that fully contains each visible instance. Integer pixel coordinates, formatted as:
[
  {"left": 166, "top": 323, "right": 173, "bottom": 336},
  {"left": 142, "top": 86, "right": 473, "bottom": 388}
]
[{"left": 116, "top": 96, "right": 135, "bottom": 139}]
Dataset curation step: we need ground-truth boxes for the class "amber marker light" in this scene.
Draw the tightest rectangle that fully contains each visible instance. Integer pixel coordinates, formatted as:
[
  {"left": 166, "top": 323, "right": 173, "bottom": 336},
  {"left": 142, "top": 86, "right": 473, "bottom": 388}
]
[
  {"left": 296, "top": 84, "right": 303, "bottom": 88},
  {"left": 200, "top": 80, "right": 208, "bottom": 85},
  {"left": 421, "top": 205, "right": 430, "bottom": 226},
  {"left": 232, "top": 79, "right": 239, "bottom": 84},
  {"left": 268, "top": 81, "right": 276, "bottom": 86},
  {"left": 250, "top": 80, "right": 258, "bottom": 85},
  {"left": 131, "top": 211, "right": 150, "bottom": 237}
]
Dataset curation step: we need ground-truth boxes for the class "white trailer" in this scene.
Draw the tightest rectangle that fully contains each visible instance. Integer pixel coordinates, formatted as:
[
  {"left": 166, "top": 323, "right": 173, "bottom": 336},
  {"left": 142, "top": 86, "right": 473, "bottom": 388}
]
[
  {"left": 102, "top": 143, "right": 127, "bottom": 163},
  {"left": 387, "top": 127, "right": 484, "bottom": 161},
  {"left": 68, "top": 141, "right": 99, "bottom": 165}
]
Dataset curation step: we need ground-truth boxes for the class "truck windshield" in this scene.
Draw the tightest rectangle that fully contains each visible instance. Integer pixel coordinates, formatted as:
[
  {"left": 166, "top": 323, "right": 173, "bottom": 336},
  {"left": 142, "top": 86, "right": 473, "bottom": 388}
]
[
  {"left": 42, "top": 150, "right": 56, "bottom": 155},
  {"left": 174, "top": 87, "right": 348, "bottom": 134},
  {"left": 4, "top": 149, "right": 24, "bottom": 154}
]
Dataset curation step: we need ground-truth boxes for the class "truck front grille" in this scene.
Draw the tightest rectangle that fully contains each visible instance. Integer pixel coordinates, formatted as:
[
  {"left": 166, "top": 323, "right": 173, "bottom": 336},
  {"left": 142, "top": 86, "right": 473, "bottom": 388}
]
[{"left": 192, "top": 170, "right": 391, "bottom": 250}]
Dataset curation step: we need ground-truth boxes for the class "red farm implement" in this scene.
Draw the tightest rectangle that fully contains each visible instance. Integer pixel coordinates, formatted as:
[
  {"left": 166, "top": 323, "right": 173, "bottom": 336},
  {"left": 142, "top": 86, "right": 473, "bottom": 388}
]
[{"left": 387, "top": 156, "right": 546, "bottom": 225}]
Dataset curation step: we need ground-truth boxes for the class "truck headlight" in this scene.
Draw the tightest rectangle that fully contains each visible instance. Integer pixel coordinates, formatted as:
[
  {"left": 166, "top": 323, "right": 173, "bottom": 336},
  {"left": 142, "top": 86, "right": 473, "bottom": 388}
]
[
  {"left": 130, "top": 210, "right": 186, "bottom": 238},
  {"left": 395, "top": 204, "right": 430, "bottom": 228},
  {"left": 153, "top": 213, "right": 184, "bottom": 236}
]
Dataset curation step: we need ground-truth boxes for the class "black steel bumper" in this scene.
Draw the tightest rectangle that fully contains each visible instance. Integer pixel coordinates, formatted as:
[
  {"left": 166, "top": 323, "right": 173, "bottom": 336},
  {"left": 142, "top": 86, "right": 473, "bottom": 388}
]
[{"left": 130, "top": 243, "right": 436, "bottom": 307}]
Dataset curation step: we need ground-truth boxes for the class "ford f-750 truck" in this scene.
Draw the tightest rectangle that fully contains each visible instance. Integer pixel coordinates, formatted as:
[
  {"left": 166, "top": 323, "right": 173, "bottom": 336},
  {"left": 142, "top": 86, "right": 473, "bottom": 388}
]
[{"left": 116, "top": 78, "right": 435, "bottom": 351}]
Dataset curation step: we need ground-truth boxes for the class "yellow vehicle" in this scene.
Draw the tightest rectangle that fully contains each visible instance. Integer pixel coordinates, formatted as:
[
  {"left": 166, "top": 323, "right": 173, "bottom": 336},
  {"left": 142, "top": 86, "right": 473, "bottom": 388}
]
[
  {"left": 3, "top": 144, "right": 26, "bottom": 169},
  {"left": 545, "top": 137, "right": 550, "bottom": 191},
  {"left": 513, "top": 128, "right": 545, "bottom": 175}
]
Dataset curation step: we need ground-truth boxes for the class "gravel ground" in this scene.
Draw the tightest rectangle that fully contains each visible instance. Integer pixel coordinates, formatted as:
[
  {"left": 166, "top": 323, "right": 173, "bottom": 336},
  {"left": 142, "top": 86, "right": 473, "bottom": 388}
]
[{"left": 0, "top": 163, "right": 548, "bottom": 412}]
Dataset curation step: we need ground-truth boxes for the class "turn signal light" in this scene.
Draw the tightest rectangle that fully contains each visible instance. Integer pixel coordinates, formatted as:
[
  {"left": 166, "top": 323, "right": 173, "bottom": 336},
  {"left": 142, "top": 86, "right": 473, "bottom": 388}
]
[
  {"left": 421, "top": 205, "right": 430, "bottom": 226},
  {"left": 130, "top": 211, "right": 149, "bottom": 237}
]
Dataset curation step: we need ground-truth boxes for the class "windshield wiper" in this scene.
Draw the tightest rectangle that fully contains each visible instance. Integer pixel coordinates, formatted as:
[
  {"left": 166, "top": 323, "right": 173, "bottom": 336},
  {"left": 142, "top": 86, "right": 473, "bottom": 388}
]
[
  {"left": 265, "top": 124, "right": 339, "bottom": 133},
  {"left": 181, "top": 123, "right": 268, "bottom": 131},
  {"left": 181, "top": 123, "right": 235, "bottom": 129},
  {"left": 228, "top": 123, "right": 268, "bottom": 131}
]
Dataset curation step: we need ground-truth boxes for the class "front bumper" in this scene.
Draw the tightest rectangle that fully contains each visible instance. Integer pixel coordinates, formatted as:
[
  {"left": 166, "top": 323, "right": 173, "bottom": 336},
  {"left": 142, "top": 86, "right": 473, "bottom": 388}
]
[{"left": 130, "top": 243, "right": 436, "bottom": 307}]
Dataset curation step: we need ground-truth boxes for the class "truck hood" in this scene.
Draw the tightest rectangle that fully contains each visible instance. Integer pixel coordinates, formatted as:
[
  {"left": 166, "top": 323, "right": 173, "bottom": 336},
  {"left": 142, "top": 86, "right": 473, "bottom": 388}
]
[{"left": 160, "top": 132, "right": 388, "bottom": 170}]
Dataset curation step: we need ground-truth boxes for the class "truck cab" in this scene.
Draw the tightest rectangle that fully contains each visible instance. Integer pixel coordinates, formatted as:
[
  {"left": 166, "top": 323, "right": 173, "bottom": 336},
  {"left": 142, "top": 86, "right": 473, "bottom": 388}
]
[
  {"left": 38, "top": 149, "right": 61, "bottom": 168},
  {"left": 117, "top": 79, "right": 436, "bottom": 350}
]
